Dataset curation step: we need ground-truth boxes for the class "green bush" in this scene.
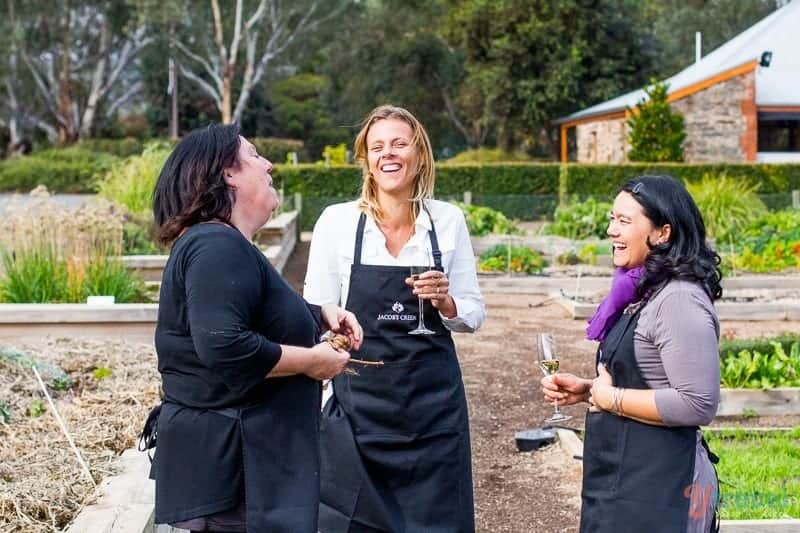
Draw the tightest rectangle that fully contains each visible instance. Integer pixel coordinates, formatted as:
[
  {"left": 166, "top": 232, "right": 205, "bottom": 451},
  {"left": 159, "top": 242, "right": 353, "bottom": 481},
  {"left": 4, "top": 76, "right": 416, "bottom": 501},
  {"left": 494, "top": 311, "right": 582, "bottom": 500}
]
[
  {"left": 0, "top": 148, "right": 119, "bottom": 193},
  {"left": 720, "top": 342, "right": 800, "bottom": 389},
  {"left": 478, "top": 245, "right": 546, "bottom": 274},
  {"left": 558, "top": 163, "right": 799, "bottom": 198},
  {"left": 577, "top": 242, "right": 612, "bottom": 265},
  {"left": 446, "top": 147, "right": 532, "bottom": 163},
  {"left": 548, "top": 197, "right": 612, "bottom": 240},
  {"left": 250, "top": 137, "right": 307, "bottom": 163},
  {"left": 122, "top": 213, "right": 163, "bottom": 255},
  {"left": 453, "top": 202, "right": 521, "bottom": 236},
  {"left": 687, "top": 174, "right": 767, "bottom": 240},
  {"left": 77, "top": 138, "right": 151, "bottom": 157},
  {"left": 95, "top": 142, "right": 171, "bottom": 214},
  {"left": 627, "top": 80, "right": 686, "bottom": 162}
]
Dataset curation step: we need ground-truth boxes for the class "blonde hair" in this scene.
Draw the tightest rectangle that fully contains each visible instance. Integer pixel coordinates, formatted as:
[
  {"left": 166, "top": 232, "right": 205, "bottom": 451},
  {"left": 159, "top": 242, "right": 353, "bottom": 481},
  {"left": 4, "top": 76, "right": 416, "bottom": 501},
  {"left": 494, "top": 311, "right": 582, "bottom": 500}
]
[{"left": 354, "top": 105, "right": 435, "bottom": 224}]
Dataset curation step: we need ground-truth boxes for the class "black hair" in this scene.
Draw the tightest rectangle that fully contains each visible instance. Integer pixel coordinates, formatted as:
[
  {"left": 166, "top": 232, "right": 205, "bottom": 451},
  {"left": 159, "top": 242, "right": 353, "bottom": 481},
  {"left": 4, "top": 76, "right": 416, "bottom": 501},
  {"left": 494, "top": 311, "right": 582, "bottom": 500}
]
[
  {"left": 621, "top": 175, "right": 723, "bottom": 301},
  {"left": 153, "top": 123, "right": 241, "bottom": 244}
]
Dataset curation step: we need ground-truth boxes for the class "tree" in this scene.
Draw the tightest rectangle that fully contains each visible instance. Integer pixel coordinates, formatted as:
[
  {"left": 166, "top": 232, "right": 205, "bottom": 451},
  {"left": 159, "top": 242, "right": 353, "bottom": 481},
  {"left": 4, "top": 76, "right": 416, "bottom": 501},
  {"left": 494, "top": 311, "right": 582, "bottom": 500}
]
[
  {"left": 173, "top": 0, "right": 349, "bottom": 125},
  {"left": 18, "top": 0, "right": 151, "bottom": 143},
  {"left": 626, "top": 80, "right": 686, "bottom": 162},
  {"left": 443, "top": 0, "right": 661, "bottom": 156}
]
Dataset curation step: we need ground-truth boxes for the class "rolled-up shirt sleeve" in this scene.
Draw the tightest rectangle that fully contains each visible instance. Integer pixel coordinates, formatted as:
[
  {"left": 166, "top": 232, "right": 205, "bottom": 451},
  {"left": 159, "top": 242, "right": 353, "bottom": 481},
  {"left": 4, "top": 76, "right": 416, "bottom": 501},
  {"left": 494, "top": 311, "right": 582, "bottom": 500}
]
[
  {"left": 441, "top": 209, "right": 486, "bottom": 333},
  {"left": 184, "top": 233, "right": 282, "bottom": 397},
  {"left": 304, "top": 207, "right": 342, "bottom": 306},
  {"left": 651, "top": 289, "right": 720, "bottom": 426}
]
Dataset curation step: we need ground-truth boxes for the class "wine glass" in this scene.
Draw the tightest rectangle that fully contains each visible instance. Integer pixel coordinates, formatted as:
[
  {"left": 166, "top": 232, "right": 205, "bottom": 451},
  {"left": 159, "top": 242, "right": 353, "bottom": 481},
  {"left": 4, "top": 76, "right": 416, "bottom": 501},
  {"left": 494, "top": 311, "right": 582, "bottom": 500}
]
[
  {"left": 409, "top": 248, "right": 435, "bottom": 335},
  {"left": 536, "top": 332, "right": 572, "bottom": 423}
]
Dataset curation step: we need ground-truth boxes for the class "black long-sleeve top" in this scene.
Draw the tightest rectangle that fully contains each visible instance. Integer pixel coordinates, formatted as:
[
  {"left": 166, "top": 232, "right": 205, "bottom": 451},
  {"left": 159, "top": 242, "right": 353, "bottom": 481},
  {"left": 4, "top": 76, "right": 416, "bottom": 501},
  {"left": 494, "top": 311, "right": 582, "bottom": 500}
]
[
  {"left": 151, "top": 222, "right": 323, "bottom": 524},
  {"left": 155, "top": 222, "right": 321, "bottom": 408}
]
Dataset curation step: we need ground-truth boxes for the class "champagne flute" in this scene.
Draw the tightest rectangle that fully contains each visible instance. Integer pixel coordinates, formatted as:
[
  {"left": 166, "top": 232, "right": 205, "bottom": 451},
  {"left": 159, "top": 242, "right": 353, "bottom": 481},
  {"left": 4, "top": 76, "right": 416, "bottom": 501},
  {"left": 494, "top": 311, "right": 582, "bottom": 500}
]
[
  {"left": 536, "top": 332, "right": 572, "bottom": 423},
  {"left": 409, "top": 247, "right": 435, "bottom": 335}
]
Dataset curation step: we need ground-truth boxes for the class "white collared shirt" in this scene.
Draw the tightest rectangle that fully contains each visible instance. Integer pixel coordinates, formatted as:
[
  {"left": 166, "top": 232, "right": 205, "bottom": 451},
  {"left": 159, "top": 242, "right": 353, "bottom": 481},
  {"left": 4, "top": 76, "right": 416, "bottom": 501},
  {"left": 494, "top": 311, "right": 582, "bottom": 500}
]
[{"left": 304, "top": 199, "right": 485, "bottom": 332}]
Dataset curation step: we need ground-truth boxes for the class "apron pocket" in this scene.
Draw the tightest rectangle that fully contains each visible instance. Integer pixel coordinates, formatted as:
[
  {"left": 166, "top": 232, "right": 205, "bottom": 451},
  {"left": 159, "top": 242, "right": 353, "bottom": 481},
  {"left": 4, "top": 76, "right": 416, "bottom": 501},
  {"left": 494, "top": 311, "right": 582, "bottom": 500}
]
[{"left": 348, "top": 358, "right": 463, "bottom": 437}]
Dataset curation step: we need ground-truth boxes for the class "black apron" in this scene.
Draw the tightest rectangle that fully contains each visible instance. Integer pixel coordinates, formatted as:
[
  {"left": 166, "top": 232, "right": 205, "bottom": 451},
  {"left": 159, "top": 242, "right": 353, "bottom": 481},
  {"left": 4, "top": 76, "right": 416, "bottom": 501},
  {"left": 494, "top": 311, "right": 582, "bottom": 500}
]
[
  {"left": 147, "top": 379, "right": 321, "bottom": 532},
  {"left": 319, "top": 212, "right": 474, "bottom": 533},
  {"left": 580, "top": 307, "right": 699, "bottom": 533}
]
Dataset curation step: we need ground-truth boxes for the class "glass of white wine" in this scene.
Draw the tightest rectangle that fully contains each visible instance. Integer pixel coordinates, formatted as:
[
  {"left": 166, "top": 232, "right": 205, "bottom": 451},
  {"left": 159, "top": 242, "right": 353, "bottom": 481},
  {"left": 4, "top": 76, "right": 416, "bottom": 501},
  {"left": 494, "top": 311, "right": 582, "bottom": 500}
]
[
  {"left": 537, "top": 332, "right": 572, "bottom": 423},
  {"left": 409, "top": 248, "right": 435, "bottom": 335}
]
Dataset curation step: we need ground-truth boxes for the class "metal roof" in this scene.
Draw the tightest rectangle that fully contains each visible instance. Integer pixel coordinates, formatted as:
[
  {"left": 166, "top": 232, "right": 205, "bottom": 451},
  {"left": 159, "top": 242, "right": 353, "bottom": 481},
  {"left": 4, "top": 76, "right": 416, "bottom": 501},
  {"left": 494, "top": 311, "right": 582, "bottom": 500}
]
[{"left": 557, "top": 0, "right": 800, "bottom": 124}]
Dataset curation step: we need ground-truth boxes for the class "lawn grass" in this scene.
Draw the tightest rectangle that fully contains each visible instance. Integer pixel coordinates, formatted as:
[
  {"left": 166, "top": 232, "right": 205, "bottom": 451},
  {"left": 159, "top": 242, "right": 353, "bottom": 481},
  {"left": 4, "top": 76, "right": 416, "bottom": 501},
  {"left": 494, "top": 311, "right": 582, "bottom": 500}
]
[{"left": 705, "top": 426, "right": 800, "bottom": 519}]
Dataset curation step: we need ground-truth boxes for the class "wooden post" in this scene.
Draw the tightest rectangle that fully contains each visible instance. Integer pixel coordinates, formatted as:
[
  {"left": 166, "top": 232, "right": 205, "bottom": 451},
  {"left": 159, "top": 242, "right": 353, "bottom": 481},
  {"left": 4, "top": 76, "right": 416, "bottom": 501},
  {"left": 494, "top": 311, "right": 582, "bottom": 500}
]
[
  {"left": 792, "top": 190, "right": 799, "bottom": 210},
  {"left": 464, "top": 191, "right": 472, "bottom": 205},
  {"left": 294, "top": 192, "right": 303, "bottom": 214}
]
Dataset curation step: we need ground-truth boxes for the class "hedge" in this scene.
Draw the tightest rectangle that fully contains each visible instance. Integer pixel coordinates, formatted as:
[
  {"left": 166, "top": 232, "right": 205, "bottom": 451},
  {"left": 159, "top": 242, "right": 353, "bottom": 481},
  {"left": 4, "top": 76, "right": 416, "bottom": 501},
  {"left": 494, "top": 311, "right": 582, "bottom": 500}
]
[{"left": 0, "top": 148, "right": 119, "bottom": 193}]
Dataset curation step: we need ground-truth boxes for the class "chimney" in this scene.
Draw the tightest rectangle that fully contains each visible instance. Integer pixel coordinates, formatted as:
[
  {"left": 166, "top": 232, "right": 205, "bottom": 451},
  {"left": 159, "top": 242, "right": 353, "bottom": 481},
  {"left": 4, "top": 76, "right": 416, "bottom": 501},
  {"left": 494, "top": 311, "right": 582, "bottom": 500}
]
[{"left": 695, "top": 32, "right": 702, "bottom": 63}]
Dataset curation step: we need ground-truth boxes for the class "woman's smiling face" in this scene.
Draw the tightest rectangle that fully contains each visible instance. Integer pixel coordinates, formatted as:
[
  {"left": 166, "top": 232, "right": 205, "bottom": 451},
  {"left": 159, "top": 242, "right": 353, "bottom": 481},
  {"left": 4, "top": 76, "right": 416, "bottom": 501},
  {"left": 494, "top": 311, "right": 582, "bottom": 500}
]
[
  {"left": 608, "top": 191, "right": 669, "bottom": 269},
  {"left": 365, "top": 118, "right": 419, "bottom": 198}
]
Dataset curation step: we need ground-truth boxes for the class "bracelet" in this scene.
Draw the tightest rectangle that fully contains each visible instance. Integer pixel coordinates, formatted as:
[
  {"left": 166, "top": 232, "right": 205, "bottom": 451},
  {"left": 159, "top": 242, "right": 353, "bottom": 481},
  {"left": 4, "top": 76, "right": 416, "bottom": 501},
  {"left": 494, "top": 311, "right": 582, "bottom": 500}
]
[{"left": 611, "top": 387, "right": 625, "bottom": 417}]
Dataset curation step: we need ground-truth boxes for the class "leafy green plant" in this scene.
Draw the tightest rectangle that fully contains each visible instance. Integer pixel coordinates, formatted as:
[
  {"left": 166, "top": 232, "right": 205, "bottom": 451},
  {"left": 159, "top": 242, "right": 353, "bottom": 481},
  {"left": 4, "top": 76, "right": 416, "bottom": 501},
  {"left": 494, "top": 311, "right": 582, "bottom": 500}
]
[
  {"left": 725, "top": 210, "right": 800, "bottom": 273},
  {"left": 95, "top": 142, "right": 171, "bottom": 214},
  {"left": 686, "top": 174, "right": 766, "bottom": 240},
  {"left": 556, "top": 251, "right": 580, "bottom": 265},
  {"left": 122, "top": 213, "right": 164, "bottom": 255},
  {"left": 319, "top": 144, "right": 348, "bottom": 165},
  {"left": 453, "top": 202, "right": 521, "bottom": 236},
  {"left": 93, "top": 367, "right": 112, "bottom": 380},
  {"left": 27, "top": 399, "right": 46, "bottom": 418},
  {"left": 0, "top": 401, "right": 10, "bottom": 424},
  {"left": 720, "top": 342, "right": 800, "bottom": 389},
  {"left": 720, "top": 334, "right": 800, "bottom": 361},
  {"left": 478, "top": 245, "right": 546, "bottom": 274},
  {"left": 548, "top": 197, "right": 612, "bottom": 240},
  {"left": 577, "top": 242, "right": 612, "bottom": 265},
  {"left": 0, "top": 148, "right": 119, "bottom": 193},
  {"left": 627, "top": 80, "right": 686, "bottom": 162}
]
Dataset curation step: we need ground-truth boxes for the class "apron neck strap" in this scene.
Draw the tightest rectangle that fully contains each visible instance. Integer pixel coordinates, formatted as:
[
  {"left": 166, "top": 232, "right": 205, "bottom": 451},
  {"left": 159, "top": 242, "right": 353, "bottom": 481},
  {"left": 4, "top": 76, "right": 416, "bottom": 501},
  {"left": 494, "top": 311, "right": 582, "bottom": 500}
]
[{"left": 352, "top": 205, "right": 443, "bottom": 270}]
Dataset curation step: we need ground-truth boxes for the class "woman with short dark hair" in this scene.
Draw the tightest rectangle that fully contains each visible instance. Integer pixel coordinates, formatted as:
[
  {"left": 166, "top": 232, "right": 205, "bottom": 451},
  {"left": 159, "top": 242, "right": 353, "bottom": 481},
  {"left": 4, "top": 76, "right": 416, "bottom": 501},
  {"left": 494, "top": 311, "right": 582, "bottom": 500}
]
[
  {"left": 143, "top": 123, "right": 362, "bottom": 533},
  {"left": 542, "top": 175, "right": 721, "bottom": 533}
]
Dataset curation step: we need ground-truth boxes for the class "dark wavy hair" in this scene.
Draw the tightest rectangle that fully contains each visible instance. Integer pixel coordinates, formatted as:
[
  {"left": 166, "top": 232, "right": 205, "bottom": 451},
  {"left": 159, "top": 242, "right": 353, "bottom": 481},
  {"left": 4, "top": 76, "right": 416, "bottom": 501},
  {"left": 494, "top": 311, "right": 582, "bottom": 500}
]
[
  {"left": 153, "top": 123, "right": 241, "bottom": 244},
  {"left": 621, "top": 175, "right": 723, "bottom": 301}
]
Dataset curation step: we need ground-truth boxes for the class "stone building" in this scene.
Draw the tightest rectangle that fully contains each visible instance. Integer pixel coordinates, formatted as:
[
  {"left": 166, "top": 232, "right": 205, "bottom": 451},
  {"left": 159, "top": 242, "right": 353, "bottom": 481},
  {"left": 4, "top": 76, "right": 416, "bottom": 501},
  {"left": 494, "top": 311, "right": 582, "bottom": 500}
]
[{"left": 556, "top": 0, "right": 800, "bottom": 164}]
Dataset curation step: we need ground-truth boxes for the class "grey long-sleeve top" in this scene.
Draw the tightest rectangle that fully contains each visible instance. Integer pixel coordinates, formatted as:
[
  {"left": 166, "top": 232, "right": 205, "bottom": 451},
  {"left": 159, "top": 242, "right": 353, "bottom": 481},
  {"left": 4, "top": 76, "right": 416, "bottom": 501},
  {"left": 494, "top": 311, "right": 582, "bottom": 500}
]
[{"left": 634, "top": 279, "right": 721, "bottom": 426}]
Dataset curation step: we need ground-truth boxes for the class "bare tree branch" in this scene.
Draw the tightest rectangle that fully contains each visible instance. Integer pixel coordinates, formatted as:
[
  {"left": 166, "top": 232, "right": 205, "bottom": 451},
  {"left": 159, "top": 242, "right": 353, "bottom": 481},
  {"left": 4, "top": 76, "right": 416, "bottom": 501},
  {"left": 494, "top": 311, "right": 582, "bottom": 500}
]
[
  {"left": 105, "top": 81, "right": 143, "bottom": 118},
  {"left": 178, "top": 62, "right": 222, "bottom": 109}
]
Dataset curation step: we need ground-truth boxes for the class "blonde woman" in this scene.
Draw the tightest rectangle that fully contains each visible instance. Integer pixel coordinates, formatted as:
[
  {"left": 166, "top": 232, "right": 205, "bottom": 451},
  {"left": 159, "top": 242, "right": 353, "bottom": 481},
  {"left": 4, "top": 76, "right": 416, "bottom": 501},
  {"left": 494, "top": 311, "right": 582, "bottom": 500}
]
[{"left": 305, "top": 105, "right": 485, "bottom": 532}]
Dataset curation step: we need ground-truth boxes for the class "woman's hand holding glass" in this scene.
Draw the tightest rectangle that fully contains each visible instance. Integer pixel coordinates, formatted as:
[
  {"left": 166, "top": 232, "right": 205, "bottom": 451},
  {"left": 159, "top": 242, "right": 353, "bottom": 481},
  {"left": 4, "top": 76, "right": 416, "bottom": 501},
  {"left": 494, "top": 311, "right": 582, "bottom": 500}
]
[
  {"left": 541, "top": 372, "right": 592, "bottom": 408},
  {"left": 405, "top": 270, "right": 457, "bottom": 319}
]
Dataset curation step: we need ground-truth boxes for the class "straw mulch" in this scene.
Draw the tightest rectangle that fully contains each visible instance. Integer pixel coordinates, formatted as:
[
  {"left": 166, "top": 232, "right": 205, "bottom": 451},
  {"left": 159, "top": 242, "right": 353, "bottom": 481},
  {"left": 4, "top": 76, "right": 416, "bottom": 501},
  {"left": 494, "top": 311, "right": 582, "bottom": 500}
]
[{"left": 0, "top": 338, "right": 159, "bottom": 532}]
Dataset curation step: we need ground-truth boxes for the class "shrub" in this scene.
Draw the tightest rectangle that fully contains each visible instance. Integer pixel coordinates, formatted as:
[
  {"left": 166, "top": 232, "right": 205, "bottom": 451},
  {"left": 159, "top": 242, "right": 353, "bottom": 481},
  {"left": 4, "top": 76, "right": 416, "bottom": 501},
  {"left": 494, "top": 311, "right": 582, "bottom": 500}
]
[
  {"left": 453, "top": 202, "right": 522, "bottom": 236},
  {"left": 687, "top": 174, "right": 767, "bottom": 240},
  {"left": 627, "top": 80, "right": 686, "bottom": 162},
  {"left": 250, "top": 137, "right": 307, "bottom": 163},
  {"left": 95, "top": 142, "right": 171, "bottom": 214},
  {"left": 446, "top": 148, "right": 532, "bottom": 163},
  {"left": 720, "top": 342, "right": 800, "bottom": 389},
  {"left": 0, "top": 148, "right": 118, "bottom": 193},
  {"left": 77, "top": 138, "right": 150, "bottom": 157},
  {"left": 478, "top": 245, "right": 546, "bottom": 274},
  {"left": 548, "top": 197, "right": 612, "bottom": 240},
  {"left": 577, "top": 242, "right": 612, "bottom": 265}
]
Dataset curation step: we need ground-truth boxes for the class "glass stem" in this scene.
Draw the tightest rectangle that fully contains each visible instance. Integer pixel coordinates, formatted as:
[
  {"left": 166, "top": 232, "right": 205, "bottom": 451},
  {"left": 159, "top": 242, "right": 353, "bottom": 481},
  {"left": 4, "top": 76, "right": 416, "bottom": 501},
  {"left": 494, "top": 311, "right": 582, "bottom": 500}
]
[{"left": 417, "top": 296, "right": 426, "bottom": 329}]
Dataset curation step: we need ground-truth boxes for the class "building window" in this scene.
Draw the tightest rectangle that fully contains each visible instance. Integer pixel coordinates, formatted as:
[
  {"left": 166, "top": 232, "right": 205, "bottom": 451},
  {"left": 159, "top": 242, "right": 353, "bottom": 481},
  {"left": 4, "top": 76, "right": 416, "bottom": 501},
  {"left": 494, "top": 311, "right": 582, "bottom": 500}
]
[{"left": 758, "top": 113, "right": 800, "bottom": 152}]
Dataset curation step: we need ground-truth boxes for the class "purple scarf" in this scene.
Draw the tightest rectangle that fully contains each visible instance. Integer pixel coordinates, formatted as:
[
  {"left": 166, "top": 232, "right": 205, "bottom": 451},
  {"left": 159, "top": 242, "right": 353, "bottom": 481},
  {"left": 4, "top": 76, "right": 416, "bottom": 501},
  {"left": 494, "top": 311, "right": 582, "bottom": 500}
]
[{"left": 586, "top": 266, "right": 645, "bottom": 342}]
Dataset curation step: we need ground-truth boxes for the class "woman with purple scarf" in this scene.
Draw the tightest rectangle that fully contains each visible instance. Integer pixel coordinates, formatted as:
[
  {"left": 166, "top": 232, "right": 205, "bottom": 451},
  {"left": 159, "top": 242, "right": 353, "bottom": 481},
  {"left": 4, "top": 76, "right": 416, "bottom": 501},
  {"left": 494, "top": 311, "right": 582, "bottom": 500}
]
[{"left": 542, "top": 175, "right": 722, "bottom": 533}]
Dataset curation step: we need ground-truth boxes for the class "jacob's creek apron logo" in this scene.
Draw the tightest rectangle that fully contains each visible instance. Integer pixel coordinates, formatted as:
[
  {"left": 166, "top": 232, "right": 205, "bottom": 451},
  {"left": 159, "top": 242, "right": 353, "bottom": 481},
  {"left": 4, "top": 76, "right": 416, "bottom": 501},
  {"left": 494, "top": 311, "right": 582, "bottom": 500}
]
[{"left": 377, "top": 301, "right": 416, "bottom": 322}]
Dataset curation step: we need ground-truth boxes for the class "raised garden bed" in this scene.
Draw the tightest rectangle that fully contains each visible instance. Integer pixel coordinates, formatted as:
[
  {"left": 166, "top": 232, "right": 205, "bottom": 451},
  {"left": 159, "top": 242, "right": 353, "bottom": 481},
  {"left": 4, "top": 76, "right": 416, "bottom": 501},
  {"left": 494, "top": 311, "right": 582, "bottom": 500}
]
[{"left": 556, "top": 289, "right": 800, "bottom": 322}]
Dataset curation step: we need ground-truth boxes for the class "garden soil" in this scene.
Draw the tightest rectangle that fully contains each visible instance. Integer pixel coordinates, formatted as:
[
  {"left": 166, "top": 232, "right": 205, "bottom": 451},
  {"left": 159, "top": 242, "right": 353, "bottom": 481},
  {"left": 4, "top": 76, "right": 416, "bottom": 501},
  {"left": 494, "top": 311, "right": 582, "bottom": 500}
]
[{"left": 0, "top": 241, "right": 796, "bottom": 532}]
